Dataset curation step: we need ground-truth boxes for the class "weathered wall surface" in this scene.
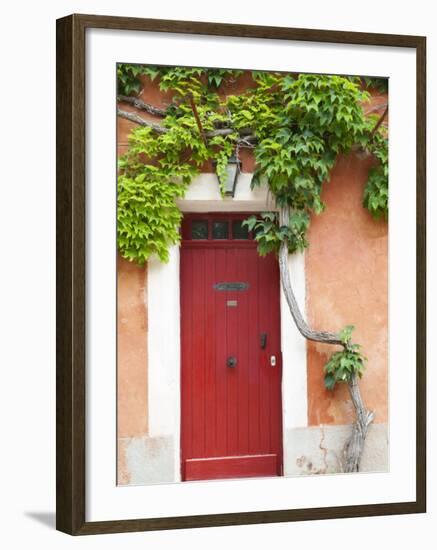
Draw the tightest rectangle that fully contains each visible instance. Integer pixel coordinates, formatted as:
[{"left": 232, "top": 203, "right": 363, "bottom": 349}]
[
  {"left": 117, "top": 255, "right": 148, "bottom": 484},
  {"left": 305, "top": 151, "right": 388, "bottom": 427},
  {"left": 284, "top": 423, "right": 388, "bottom": 476}
]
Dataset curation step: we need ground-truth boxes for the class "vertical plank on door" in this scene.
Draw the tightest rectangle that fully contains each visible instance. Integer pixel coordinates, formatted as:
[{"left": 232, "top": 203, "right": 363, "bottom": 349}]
[
  {"left": 258, "top": 255, "right": 271, "bottom": 452},
  {"left": 267, "top": 253, "right": 282, "bottom": 467},
  {"left": 215, "top": 248, "right": 228, "bottom": 457},
  {"left": 180, "top": 248, "right": 193, "bottom": 465},
  {"left": 226, "top": 248, "right": 239, "bottom": 456},
  {"left": 191, "top": 249, "right": 206, "bottom": 458},
  {"left": 248, "top": 248, "right": 260, "bottom": 454},
  {"left": 237, "top": 248, "right": 250, "bottom": 455},
  {"left": 204, "top": 249, "right": 216, "bottom": 456}
]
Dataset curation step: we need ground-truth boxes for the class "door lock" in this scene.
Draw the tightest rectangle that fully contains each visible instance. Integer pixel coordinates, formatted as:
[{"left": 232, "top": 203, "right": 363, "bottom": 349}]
[
  {"left": 270, "top": 355, "right": 276, "bottom": 367},
  {"left": 227, "top": 356, "right": 237, "bottom": 368}
]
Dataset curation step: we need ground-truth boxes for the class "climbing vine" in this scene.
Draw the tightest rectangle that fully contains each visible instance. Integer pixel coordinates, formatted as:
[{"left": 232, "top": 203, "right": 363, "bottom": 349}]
[
  {"left": 117, "top": 66, "right": 244, "bottom": 262},
  {"left": 117, "top": 66, "right": 388, "bottom": 265},
  {"left": 117, "top": 66, "right": 388, "bottom": 469}
]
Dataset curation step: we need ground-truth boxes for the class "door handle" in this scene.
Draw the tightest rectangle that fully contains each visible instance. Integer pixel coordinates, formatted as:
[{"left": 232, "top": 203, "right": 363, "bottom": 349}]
[
  {"left": 226, "top": 356, "right": 237, "bottom": 368},
  {"left": 260, "top": 333, "right": 267, "bottom": 349}
]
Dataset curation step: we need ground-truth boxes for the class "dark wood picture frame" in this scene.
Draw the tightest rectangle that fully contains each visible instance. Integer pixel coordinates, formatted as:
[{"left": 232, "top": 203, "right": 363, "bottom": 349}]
[{"left": 56, "top": 13, "right": 426, "bottom": 535}]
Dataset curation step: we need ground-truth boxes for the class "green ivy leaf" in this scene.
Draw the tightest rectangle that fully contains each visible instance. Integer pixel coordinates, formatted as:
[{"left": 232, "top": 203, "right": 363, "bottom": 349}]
[
  {"left": 339, "top": 325, "right": 355, "bottom": 345},
  {"left": 324, "top": 373, "right": 336, "bottom": 391}
]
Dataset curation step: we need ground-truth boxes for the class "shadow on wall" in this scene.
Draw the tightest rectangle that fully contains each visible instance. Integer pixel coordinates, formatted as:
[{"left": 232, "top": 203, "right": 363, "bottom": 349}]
[{"left": 24, "top": 511, "right": 56, "bottom": 529}]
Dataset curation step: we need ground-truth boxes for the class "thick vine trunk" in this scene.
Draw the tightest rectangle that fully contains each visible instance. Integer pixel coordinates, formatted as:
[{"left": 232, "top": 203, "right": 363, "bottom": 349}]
[
  {"left": 278, "top": 238, "right": 343, "bottom": 347},
  {"left": 343, "top": 374, "right": 375, "bottom": 472},
  {"left": 278, "top": 210, "right": 374, "bottom": 473}
]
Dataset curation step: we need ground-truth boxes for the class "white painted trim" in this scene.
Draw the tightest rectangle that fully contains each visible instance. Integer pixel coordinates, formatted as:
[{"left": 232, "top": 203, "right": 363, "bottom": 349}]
[
  {"left": 281, "top": 253, "right": 308, "bottom": 442},
  {"left": 147, "top": 174, "right": 306, "bottom": 481},
  {"left": 147, "top": 245, "right": 181, "bottom": 481},
  {"left": 176, "top": 173, "right": 275, "bottom": 212}
]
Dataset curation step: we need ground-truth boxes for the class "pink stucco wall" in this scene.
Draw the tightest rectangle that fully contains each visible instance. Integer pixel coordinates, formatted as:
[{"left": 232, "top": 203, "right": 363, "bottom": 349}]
[
  {"left": 117, "top": 255, "right": 148, "bottom": 446},
  {"left": 306, "top": 151, "right": 388, "bottom": 425}
]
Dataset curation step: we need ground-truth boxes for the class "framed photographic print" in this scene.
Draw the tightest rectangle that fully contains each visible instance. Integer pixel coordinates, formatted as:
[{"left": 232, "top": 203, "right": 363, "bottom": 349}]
[{"left": 56, "top": 14, "right": 426, "bottom": 535}]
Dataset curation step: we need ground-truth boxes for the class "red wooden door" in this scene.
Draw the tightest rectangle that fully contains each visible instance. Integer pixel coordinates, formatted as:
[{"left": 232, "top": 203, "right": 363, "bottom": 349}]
[{"left": 180, "top": 214, "right": 283, "bottom": 481}]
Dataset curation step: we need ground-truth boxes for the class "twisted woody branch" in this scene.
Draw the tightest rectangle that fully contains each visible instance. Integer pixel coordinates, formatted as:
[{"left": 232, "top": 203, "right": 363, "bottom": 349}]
[{"left": 117, "top": 108, "right": 257, "bottom": 143}]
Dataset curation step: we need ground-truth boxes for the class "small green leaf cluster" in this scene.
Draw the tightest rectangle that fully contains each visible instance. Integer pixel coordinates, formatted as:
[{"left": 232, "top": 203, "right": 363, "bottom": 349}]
[
  {"left": 243, "top": 211, "right": 310, "bottom": 255},
  {"left": 117, "top": 64, "right": 146, "bottom": 96},
  {"left": 156, "top": 67, "right": 244, "bottom": 95},
  {"left": 118, "top": 168, "right": 186, "bottom": 263},
  {"left": 323, "top": 325, "right": 367, "bottom": 390},
  {"left": 362, "top": 131, "right": 388, "bottom": 220},
  {"left": 361, "top": 77, "right": 389, "bottom": 94},
  {"left": 117, "top": 64, "right": 244, "bottom": 100}
]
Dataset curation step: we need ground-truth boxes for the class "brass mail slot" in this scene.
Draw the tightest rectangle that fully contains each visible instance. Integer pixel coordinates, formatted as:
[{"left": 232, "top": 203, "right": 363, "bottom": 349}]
[{"left": 213, "top": 282, "right": 249, "bottom": 291}]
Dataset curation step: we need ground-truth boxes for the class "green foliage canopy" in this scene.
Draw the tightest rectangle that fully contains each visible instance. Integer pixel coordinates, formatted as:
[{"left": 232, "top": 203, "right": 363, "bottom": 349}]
[
  {"left": 117, "top": 66, "right": 388, "bottom": 264},
  {"left": 118, "top": 66, "right": 243, "bottom": 263}
]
